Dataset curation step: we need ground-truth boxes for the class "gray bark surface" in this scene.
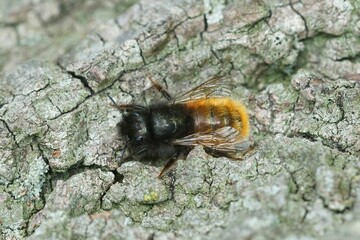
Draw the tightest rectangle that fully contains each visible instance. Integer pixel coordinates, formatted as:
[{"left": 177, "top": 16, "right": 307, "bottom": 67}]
[{"left": 0, "top": 0, "right": 359, "bottom": 239}]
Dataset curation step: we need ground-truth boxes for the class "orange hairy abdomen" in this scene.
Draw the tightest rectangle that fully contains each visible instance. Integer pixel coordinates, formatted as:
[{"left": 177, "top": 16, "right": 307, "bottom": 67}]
[{"left": 183, "top": 98, "right": 250, "bottom": 138}]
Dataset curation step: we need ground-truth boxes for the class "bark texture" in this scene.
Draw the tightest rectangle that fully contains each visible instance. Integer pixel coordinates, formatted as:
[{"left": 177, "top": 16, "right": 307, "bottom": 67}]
[{"left": 0, "top": 0, "right": 359, "bottom": 239}]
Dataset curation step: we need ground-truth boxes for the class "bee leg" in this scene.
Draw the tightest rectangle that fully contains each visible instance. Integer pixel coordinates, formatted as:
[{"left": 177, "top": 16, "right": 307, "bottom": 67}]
[
  {"left": 119, "top": 155, "right": 132, "bottom": 165},
  {"left": 157, "top": 156, "right": 178, "bottom": 178},
  {"left": 149, "top": 76, "right": 173, "bottom": 101},
  {"left": 119, "top": 147, "right": 148, "bottom": 166}
]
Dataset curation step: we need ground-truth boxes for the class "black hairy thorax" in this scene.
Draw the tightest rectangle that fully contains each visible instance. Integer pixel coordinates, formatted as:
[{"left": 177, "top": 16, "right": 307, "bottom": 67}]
[{"left": 119, "top": 103, "right": 193, "bottom": 160}]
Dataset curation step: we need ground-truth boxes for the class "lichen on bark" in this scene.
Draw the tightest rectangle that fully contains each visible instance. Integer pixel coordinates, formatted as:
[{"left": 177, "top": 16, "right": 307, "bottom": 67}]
[{"left": 0, "top": 0, "right": 359, "bottom": 239}]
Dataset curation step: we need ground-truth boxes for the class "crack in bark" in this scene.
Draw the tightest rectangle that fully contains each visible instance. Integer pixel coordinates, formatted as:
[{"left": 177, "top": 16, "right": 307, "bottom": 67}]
[
  {"left": 210, "top": 46, "right": 221, "bottom": 62},
  {"left": 20, "top": 82, "right": 51, "bottom": 97},
  {"left": 0, "top": 119, "right": 20, "bottom": 148},
  {"left": 67, "top": 71, "right": 95, "bottom": 95},
  {"left": 300, "top": 208, "right": 309, "bottom": 223},
  {"left": 199, "top": 13, "right": 208, "bottom": 42},
  {"left": 289, "top": 0, "right": 309, "bottom": 38},
  {"left": 318, "top": 195, "right": 353, "bottom": 214},
  {"left": 203, "top": 14, "right": 208, "bottom": 32},
  {"left": 334, "top": 52, "right": 360, "bottom": 62},
  {"left": 99, "top": 173, "right": 118, "bottom": 210},
  {"left": 96, "top": 33, "right": 106, "bottom": 46},
  {"left": 23, "top": 144, "right": 52, "bottom": 236},
  {"left": 173, "top": 30, "right": 181, "bottom": 50},
  {"left": 167, "top": 171, "right": 177, "bottom": 202},
  {"left": 136, "top": 38, "right": 146, "bottom": 65},
  {"left": 204, "top": 161, "right": 214, "bottom": 194},
  {"left": 48, "top": 97, "right": 89, "bottom": 120},
  {"left": 46, "top": 96, "right": 62, "bottom": 114}
]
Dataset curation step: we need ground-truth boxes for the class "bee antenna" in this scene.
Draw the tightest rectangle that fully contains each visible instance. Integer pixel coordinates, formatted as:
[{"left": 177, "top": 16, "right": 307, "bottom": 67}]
[{"left": 107, "top": 94, "right": 123, "bottom": 113}]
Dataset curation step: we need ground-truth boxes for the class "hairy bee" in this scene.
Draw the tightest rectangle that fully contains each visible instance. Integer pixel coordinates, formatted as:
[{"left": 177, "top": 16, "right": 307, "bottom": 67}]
[{"left": 109, "top": 76, "right": 250, "bottom": 177}]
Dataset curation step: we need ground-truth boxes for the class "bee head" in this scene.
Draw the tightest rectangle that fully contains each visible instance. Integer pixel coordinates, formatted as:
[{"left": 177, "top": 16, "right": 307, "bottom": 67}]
[{"left": 119, "top": 111, "right": 150, "bottom": 145}]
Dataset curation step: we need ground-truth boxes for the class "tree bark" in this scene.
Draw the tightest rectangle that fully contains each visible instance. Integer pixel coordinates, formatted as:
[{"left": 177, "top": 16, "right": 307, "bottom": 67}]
[{"left": 1, "top": 0, "right": 359, "bottom": 239}]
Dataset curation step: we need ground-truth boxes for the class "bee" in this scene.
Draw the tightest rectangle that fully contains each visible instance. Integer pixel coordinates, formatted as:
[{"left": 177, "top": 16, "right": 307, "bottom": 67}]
[{"left": 109, "top": 76, "right": 250, "bottom": 178}]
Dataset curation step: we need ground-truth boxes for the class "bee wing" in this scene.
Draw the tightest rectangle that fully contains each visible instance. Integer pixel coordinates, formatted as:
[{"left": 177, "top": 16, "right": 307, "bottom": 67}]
[
  {"left": 172, "top": 126, "right": 250, "bottom": 154},
  {"left": 172, "top": 76, "right": 232, "bottom": 104}
]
